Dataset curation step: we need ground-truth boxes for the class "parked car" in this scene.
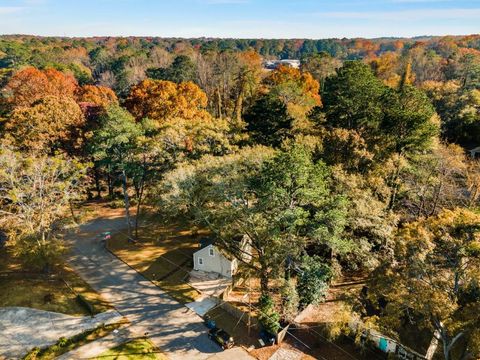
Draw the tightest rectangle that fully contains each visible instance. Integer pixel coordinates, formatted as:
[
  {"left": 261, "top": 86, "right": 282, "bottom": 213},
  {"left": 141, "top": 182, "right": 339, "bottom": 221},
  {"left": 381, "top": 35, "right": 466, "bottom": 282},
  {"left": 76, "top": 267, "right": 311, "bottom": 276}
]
[
  {"left": 258, "top": 330, "right": 276, "bottom": 347},
  {"left": 208, "top": 327, "right": 234, "bottom": 349}
]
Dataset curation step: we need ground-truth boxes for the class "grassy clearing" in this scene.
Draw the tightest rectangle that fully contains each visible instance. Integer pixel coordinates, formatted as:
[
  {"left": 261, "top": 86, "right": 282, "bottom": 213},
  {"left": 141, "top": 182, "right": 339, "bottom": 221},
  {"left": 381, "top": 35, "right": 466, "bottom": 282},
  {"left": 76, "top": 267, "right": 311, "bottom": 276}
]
[
  {"left": 0, "top": 248, "right": 111, "bottom": 316},
  {"left": 108, "top": 219, "right": 204, "bottom": 303},
  {"left": 23, "top": 322, "right": 127, "bottom": 360},
  {"left": 93, "top": 338, "right": 167, "bottom": 360}
]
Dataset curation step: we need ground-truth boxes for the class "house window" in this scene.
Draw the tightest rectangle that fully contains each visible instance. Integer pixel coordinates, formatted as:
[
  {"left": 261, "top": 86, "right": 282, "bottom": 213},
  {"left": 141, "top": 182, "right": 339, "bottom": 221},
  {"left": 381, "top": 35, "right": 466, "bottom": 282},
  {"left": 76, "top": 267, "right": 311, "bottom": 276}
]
[
  {"left": 209, "top": 248, "right": 214, "bottom": 256},
  {"left": 198, "top": 257, "right": 203, "bottom": 265}
]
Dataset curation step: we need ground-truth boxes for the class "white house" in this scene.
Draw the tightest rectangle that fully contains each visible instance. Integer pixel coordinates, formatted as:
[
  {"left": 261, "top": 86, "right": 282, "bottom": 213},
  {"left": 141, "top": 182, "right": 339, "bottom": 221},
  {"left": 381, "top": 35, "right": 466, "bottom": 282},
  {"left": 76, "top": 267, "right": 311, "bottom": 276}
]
[
  {"left": 263, "top": 59, "right": 301, "bottom": 70},
  {"left": 192, "top": 236, "right": 252, "bottom": 279}
]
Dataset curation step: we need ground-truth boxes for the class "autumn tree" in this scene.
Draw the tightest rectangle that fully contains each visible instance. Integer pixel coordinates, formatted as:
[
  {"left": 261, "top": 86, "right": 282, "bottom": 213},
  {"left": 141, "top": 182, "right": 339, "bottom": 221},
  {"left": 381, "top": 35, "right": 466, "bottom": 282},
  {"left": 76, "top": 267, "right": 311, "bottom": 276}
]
[
  {"left": 76, "top": 84, "right": 118, "bottom": 108},
  {"left": 153, "top": 116, "right": 235, "bottom": 163},
  {"left": 125, "top": 79, "right": 210, "bottom": 123},
  {"left": 319, "top": 128, "right": 374, "bottom": 172},
  {"left": 195, "top": 50, "right": 247, "bottom": 119},
  {"left": 395, "top": 143, "right": 471, "bottom": 219},
  {"left": 265, "top": 65, "right": 321, "bottom": 117},
  {"left": 3, "top": 95, "right": 85, "bottom": 153},
  {"left": 369, "top": 208, "right": 480, "bottom": 360},
  {"left": 331, "top": 167, "right": 398, "bottom": 270},
  {"left": 423, "top": 79, "right": 480, "bottom": 146},
  {"left": 232, "top": 50, "right": 263, "bottom": 123},
  {"left": 245, "top": 65, "right": 322, "bottom": 146},
  {"left": 0, "top": 147, "right": 87, "bottom": 271},
  {"left": 2, "top": 67, "right": 78, "bottom": 109},
  {"left": 408, "top": 45, "right": 445, "bottom": 83},
  {"left": 370, "top": 51, "right": 401, "bottom": 88}
]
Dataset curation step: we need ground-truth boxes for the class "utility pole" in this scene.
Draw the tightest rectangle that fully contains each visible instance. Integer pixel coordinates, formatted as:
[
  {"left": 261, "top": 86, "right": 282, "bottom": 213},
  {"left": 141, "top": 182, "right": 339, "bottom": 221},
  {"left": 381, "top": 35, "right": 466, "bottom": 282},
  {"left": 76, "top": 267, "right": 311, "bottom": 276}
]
[{"left": 247, "top": 277, "right": 252, "bottom": 337}]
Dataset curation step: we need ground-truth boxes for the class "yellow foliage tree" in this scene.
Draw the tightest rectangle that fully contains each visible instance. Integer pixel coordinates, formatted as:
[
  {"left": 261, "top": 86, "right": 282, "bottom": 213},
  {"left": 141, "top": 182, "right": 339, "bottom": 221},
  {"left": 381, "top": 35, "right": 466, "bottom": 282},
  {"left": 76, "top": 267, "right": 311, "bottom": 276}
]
[{"left": 369, "top": 208, "right": 480, "bottom": 360}]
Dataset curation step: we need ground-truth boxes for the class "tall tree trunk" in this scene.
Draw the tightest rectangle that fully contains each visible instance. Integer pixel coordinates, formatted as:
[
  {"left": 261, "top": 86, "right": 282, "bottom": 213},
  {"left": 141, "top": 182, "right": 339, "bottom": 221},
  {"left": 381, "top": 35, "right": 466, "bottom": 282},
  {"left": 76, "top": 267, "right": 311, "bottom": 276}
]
[
  {"left": 134, "top": 179, "right": 145, "bottom": 240},
  {"left": 260, "top": 272, "right": 269, "bottom": 295},
  {"left": 93, "top": 160, "right": 102, "bottom": 199},
  {"left": 134, "top": 152, "right": 148, "bottom": 240},
  {"left": 430, "top": 180, "right": 444, "bottom": 216},
  {"left": 259, "top": 257, "right": 269, "bottom": 295},
  {"left": 233, "top": 79, "right": 245, "bottom": 123},
  {"left": 425, "top": 330, "right": 440, "bottom": 360},
  {"left": 107, "top": 165, "right": 114, "bottom": 199},
  {"left": 388, "top": 157, "right": 403, "bottom": 210},
  {"left": 121, "top": 170, "right": 132, "bottom": 239},
  {"left": 216, "top": 87, "right": 223, "bottom": 119},
  {"left": 69, "top": 200, "right": 78, "bottom": 225}
]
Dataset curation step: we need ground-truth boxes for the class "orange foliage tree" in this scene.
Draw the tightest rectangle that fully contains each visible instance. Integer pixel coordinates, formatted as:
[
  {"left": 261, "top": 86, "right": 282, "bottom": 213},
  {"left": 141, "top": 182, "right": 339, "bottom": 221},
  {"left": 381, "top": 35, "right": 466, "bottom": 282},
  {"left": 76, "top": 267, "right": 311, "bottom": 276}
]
[
  {"left": 125, "top": 79, "right": 210, "bottom": 122},
  {"left": 3, "top": 67, "right": 78, "bottom": 108},
  {"left": 76, "top": 85, "right": 119, "bottom": 108},
  {"left": 266, "top": 65, "right": 322, "bottom": 107},
  {"left": 4, "top": 96, "right": 85, "bottom": 152}
]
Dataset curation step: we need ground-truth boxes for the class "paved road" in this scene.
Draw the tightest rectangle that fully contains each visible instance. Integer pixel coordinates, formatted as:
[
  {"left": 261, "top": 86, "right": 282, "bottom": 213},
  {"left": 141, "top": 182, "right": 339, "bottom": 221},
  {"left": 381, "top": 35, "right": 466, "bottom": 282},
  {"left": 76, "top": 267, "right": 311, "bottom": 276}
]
[
  {"left": 65, "top": 209, "right": 253, "bottom": 360},
  {"left": 0, "top": 307, "right": 122, "bottom": 359}
]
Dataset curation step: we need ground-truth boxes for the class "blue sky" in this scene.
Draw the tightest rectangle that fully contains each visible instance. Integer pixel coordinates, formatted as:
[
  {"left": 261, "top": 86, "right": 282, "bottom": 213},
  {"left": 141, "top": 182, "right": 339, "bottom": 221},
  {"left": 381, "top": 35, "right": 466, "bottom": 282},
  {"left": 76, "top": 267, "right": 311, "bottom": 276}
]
[{"left": 0, "top": 0, "right": 479, "bottom": 38}]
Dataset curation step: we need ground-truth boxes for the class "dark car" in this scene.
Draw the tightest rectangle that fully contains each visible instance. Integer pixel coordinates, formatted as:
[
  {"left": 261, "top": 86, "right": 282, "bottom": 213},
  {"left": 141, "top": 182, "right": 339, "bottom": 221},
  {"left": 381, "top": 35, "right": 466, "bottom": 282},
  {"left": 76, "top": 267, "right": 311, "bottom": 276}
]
[{"left": 208, "top": 327, "right": 234, "bottom": 349}]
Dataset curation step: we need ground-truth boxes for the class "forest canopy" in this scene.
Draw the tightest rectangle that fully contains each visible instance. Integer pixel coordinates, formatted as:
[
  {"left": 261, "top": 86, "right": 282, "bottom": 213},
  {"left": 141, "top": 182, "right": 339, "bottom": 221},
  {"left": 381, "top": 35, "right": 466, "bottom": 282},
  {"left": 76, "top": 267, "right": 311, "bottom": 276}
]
[{"left": 0, "top": 34, "right": 479, "bottom": 360}]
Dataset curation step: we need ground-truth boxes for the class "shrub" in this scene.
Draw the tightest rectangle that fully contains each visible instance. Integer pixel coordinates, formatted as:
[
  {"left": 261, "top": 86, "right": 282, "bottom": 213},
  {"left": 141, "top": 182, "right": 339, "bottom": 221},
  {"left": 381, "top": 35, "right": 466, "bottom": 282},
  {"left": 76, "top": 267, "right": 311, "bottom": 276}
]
[
  {"left": 280, "top": 278, "right": 299, "bottom": 322},
  {"left": 297, "top": 256, "right": 333, "bottom": 307}
]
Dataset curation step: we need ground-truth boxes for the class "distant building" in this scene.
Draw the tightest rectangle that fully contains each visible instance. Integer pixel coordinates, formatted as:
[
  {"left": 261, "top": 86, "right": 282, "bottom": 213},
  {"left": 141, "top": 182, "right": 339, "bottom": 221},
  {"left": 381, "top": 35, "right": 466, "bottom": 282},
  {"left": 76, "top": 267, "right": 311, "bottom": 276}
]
[
  {"left": 193, "top": 236, "right": 251, "bottom": 279},
  {"left": 264, "top": 59, "right": 301, "bottom": 70}
]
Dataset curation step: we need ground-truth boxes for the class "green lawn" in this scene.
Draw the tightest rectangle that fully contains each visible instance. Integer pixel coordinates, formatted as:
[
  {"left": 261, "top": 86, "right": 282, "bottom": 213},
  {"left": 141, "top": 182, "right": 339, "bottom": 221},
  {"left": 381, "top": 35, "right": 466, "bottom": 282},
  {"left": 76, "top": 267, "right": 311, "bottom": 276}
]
[
  {"left": 94, "top": 338, "right": 167, "bottom": 360},
  {"left": 108, "top": 219, "right": 203, "bottom": 303}
]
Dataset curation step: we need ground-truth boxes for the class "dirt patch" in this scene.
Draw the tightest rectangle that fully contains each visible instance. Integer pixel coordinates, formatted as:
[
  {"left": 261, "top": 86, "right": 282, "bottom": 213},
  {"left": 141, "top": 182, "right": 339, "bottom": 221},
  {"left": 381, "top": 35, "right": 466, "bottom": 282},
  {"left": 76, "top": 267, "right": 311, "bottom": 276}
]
[
  {"left": 296, "top": 272, "right": 367, "bottom": 325},
  {"left": 0, "top": 248, "right": 111, "bottom": 316},
  {"left": 206, "top": 306, "right": 258, "bottom": 349}
]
